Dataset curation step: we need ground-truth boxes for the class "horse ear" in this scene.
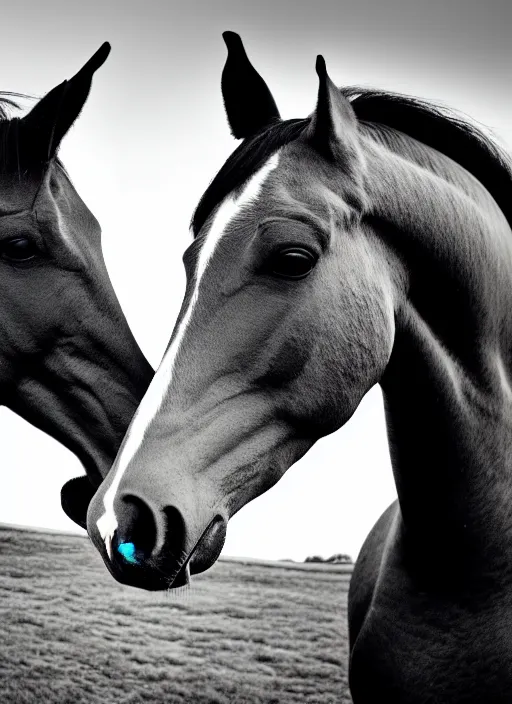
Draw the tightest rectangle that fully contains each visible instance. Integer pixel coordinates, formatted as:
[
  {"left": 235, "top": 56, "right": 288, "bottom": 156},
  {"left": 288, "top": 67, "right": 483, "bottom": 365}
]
[
  {"left": 61, "top": 476, "right": 98, "bottom": 530},
  {"left": 20, "top": 42, "right": 111, "bottom": 164},
  {"left": 221, "top": 31, "right": 281, "bottom": 139},
  {"left": 307, "top": 56, "right": 358, "bottom": 162}
]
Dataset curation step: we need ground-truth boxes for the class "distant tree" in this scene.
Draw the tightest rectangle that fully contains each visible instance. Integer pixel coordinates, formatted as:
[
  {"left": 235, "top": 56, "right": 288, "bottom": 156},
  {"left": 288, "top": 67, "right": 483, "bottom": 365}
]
[
  {"left": 304, "top": 553, "right": 353, "bottom": 564},
  {"left": 304, "top": 555, "right": 324, "bottom": 563},
  {"left": 326, "top": 553, "right": 353, "bottom": 564}
]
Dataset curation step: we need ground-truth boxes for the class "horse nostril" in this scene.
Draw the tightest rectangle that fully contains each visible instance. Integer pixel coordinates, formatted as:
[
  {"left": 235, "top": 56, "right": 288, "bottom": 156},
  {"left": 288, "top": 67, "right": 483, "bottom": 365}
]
[
  {"left": 162, "top": 504, "right": 187, "bottom": 559},
  {"left": 115, "top": 494, "right": 158, "bottom": 565}
]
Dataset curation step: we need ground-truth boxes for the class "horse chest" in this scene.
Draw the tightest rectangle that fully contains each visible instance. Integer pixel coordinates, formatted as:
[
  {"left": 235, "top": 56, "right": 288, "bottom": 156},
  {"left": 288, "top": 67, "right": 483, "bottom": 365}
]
[{"left": 349, "top": 555, "right": 512, "bottom": 703}]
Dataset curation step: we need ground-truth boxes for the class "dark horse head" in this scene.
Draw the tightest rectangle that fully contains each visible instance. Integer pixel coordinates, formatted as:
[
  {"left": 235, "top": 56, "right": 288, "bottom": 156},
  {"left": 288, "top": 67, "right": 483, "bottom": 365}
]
[
  {"left": 87, "top": 33, "right": 396, "bottom": 589},
  {"left": 0, "top": 44, "right": 153, "bottom": 528}
]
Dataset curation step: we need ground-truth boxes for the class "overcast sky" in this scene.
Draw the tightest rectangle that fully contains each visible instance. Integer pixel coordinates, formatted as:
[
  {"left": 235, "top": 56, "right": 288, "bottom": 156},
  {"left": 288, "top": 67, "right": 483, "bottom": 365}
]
[{"left": 0, "top": 0, "right": 510, "bottom": 562}]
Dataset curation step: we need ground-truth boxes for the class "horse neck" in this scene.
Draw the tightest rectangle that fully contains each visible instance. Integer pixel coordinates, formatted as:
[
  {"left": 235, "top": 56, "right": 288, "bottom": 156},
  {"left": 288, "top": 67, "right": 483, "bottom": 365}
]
[{"left": 366, "top": 128, "right": 512, "bottom": 570}]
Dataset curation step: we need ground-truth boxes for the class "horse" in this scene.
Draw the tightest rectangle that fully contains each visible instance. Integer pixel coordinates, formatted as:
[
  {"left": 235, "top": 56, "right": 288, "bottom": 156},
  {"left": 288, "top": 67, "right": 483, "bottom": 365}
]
[
  {"left": 87, "top": 32, "right": 512, "bottom": 701},
  {"left": 0, "top": 43, "right": 153, "bottom": 530}
]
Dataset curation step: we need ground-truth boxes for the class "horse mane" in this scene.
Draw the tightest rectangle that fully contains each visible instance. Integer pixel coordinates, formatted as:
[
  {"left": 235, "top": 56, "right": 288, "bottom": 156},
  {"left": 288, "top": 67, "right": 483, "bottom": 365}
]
[
  {"left": 0, "top": 93, "right": 22, "bottom": 120},
  {"left": 345, "top": 88, "right": 512, "bottom": 231},
  {"left": 191, "top": 88, "right": 512, "bottom": 236}
]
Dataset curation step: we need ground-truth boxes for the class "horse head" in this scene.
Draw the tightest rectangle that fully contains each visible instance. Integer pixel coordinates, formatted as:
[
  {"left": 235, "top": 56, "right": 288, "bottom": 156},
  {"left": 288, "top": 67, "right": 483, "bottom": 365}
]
[
  {"left": 0, "top": 44, "right": 153, "bottom": 528},
  {"left": 86, "top": 33, "right": 399, "bottom": 589}
]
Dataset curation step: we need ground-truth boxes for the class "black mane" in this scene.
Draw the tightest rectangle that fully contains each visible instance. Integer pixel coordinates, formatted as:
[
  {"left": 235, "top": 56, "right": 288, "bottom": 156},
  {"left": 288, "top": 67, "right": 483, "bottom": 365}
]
[
  {"left": 191, "top": 88, "right": 512, "bottom": 236},
  {"left": 0, "top": 92, "right": 24, "bottom": 120},
  {"left": 0, "top": 94, "right": 25, "bottom": 175}
]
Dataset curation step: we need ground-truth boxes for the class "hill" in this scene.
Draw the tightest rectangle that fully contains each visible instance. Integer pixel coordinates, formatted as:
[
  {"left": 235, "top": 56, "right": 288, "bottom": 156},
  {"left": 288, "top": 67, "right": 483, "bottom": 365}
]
[{"left": 0, "top": 525, "right": 352, "bottom": 703}]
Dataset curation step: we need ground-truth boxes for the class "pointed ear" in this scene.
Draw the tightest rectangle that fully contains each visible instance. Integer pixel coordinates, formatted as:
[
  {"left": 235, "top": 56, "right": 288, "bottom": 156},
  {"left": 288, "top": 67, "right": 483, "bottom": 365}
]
[
  {"left": 221, "top": 31, "right": 281, "bottom": 139},
  {"left": 20, "top": 42, "right": 111, "bottom": 164},
  {"left": 306, "top": 56, "right": 359, "bottom": 162}
]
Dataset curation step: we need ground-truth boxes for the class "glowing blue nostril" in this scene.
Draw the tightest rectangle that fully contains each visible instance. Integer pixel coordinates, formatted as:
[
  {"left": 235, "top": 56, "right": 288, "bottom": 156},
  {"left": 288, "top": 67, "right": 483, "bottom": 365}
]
[{"left": 117, "top": 541, "right": 139, "bottom": 565}]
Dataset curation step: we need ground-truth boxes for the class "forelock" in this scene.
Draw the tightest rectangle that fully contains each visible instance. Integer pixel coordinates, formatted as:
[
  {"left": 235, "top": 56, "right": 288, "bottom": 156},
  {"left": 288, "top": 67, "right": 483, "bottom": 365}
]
[{"left": 191, "top": 119, "right": 308, "bottom": 237}]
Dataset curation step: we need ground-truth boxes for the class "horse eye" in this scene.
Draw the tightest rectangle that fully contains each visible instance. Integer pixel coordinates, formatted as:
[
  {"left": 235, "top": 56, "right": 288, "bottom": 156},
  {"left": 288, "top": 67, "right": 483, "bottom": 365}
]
[
  {"left": 269, "top": 247, "right": 317, "bottom": 280},
  {"left": 0, "top": 237, "right": 39, "bottom": 263}
]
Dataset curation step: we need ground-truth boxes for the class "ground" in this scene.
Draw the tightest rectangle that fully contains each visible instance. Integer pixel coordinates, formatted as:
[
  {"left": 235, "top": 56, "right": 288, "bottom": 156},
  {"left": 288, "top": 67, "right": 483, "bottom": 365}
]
[{"left": 0, "top": 525, "right": 352, "bottom": 704}]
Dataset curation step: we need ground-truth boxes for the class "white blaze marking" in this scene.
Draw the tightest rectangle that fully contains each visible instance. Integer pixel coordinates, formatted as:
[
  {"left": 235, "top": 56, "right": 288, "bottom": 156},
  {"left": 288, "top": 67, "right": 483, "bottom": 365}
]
[{"left": 96, "top": 152, "right": 281, "bottom": 552}]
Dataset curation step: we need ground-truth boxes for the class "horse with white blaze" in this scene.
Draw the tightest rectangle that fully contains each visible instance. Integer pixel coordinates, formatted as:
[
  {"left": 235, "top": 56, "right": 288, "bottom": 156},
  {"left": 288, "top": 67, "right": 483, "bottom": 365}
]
[{"left": 88, "top": 32, "right": 512, "bottom": 703}]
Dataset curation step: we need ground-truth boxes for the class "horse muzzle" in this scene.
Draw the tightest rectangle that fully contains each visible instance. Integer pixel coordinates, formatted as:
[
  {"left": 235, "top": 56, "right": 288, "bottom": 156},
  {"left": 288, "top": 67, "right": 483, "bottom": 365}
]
[{"left": 87, "top": 489, "right": 227, "bottom": 591}]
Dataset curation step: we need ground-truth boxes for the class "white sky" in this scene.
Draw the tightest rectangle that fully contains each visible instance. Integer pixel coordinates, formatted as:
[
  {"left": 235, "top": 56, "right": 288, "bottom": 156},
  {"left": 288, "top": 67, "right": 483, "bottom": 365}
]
[{"left": 0, "top": 0, "right": 511, "bottom": 562}]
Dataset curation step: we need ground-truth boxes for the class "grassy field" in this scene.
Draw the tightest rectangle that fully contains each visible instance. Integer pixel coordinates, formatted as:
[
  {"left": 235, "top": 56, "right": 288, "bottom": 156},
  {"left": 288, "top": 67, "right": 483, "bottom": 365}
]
[{"left": 0, "top": 525, "right": 353, "bottom": 704}]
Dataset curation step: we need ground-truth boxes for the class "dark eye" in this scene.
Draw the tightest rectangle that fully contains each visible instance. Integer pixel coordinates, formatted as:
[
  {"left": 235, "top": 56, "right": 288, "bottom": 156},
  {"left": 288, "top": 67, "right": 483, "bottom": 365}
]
[
  {"left": 0, "top": 237, "right": 39, "bottom": 263},
  {"left": 269, "top": 247, "right": 317, "bottom": 280}
]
